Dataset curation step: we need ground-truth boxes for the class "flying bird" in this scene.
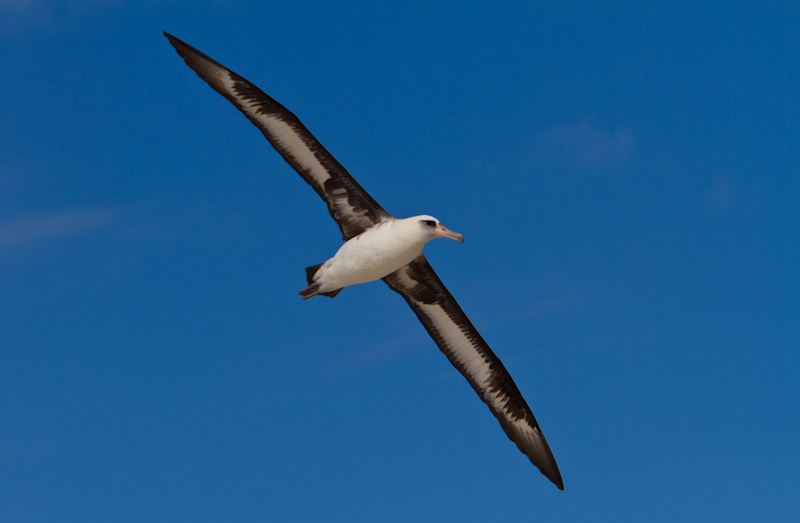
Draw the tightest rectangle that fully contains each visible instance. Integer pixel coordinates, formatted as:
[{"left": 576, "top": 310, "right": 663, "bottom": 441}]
[{"left": 164, "top": 32, "right": 564, "bottom": 490}]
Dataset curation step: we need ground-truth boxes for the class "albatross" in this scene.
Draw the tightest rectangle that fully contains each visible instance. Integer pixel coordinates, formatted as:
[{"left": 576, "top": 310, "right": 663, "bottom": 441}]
[{"left": 165, "top": 32, "right": 564, "bottom": 490}]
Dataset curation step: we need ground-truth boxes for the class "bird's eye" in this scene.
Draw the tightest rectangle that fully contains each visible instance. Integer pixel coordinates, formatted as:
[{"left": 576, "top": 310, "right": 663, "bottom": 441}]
[{"left": 423, "top": 220, "right": 437, "bottom": 227}]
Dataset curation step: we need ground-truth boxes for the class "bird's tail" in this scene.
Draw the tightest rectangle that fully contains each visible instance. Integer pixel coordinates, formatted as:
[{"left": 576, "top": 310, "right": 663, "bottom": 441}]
[
  {"left": 304, "top": 264, "right": 323, "bottom": 284},
  {"left": 299, "top": 281, "right": 322, "bottom": 300},
  {"left": 299, "top": 263, "right": 341, "bottom": 300}
]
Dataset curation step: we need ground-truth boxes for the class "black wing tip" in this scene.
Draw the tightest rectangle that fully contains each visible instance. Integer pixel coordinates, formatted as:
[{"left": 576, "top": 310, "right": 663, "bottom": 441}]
[
  {"left": 163, "top": 31, "right": 184, "bottom": 49},
  {"left": 163, "top": 31, "right": 241, "bottom": 104},
  {"left": 534, "top": 434, "right": 564, "bottom": 490},
  {"left": 164, "top": 32, "right": 201, "bottom": 60},
  {"left": 548, "top": 468, "right": 565, "bottom": 491},
  {"left": 528, "top": 430, "right": 564, "bottom": 490},
  {"left": 524, "top": 438, "right": 564, "bottom": 490},
  {"left": 163, "top": 32, "right": 194, "bottom": 52},
  {"left": 163, "top": 32, "right": 224, "bottom": 70}
]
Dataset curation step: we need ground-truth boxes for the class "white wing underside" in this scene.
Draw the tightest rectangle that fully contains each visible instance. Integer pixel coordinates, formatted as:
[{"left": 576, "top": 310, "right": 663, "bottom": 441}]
[
  {"left": 383, "top": 256, "right": 563, "bottom": 488},
  {"left": 165, "top": 32, "right": 391, "bottom": 241}
]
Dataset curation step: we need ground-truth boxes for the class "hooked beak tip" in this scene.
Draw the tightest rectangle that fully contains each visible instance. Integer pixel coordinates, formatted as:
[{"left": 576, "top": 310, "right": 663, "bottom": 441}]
[{"left": 436, "top": 224, "right": 465, "bottom": 243}]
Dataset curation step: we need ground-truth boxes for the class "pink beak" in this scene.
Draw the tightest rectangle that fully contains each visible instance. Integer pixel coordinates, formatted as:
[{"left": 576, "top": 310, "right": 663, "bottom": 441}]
[{"left": 435, "top": 223, "right": 465, "bottom": 243}]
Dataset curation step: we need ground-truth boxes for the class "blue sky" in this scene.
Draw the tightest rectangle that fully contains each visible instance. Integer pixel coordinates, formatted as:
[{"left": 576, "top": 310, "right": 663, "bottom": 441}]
[{"left": 2, "top": 1, "right": 798, "bottom": 521}]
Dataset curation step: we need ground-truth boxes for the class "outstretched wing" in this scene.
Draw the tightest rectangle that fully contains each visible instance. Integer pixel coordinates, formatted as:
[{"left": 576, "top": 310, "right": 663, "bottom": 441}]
[
  {"left": 383, "top": 256, "right": 564, "bottom": 490},
  {"left": 164, "top": 32, "right": 392, "bottom": 240}
]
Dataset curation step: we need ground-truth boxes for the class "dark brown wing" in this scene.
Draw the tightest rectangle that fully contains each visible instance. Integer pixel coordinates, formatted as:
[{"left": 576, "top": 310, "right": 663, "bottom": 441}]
[
  {"left": 164, "top": 32, "right": 392, "bottom": 240},
  {"left": 383, "top": 255, "right": 564, "bottom": 490}
]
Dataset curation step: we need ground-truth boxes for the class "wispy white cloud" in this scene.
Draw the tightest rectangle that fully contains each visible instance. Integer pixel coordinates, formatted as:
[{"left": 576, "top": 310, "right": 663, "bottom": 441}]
[
  {"left": 0, "top": 207, "right": 120, "bottom": 247},
  {"left": 537, "top": 121, "right": 635, "bottom": 171}
]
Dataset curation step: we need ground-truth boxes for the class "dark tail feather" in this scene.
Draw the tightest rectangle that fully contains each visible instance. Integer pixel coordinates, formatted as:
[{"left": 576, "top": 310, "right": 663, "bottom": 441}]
[
  {"left": 320, "top": 288, "right": 342, "bottom": 298},
  {"left": 299, "top": 282, "right": 321, "bottom": 300},
  {"left": 305, "top": 263, "right": 323, "bottom": 284},
  {"left": 300, "top": 264, "right": 342, "bottom": 299}
]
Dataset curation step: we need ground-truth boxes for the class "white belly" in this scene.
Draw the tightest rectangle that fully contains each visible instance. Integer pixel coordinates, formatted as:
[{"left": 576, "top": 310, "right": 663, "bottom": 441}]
[{"left": 315, "top": 222, "right": 425, "bottom": 292}]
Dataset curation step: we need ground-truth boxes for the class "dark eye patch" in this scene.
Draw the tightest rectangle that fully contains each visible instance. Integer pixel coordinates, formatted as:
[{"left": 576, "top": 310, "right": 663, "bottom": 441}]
[{"left": 423, "top": 220, "right": 437, "bottom": 227}]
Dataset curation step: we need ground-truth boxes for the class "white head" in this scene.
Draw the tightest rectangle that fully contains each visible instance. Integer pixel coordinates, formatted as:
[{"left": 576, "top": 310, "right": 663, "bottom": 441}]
[{"left": 405, "top": 215, "right": 465, "bottom": 244}]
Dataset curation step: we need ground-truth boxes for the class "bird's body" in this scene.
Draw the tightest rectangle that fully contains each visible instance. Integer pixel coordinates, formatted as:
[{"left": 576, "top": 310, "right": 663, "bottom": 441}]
[
  {"left": 301, "top": 215, "right": 464, "bottom": 299},
  {"left": 165, "top": 32, "right": 564, "bottom": 490}
]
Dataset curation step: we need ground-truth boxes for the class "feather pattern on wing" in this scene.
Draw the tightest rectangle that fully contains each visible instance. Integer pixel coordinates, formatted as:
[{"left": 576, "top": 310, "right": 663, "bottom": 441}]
[
  {"left": 164, "top": 32, "right": 391, "bottom": 240},
  {"left": 383, "top": 255, "right": 564, "bottom": 490}
]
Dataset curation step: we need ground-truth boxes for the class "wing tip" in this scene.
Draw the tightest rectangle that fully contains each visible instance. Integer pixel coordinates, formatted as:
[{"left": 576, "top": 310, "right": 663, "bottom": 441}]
[
  {"left": 528, "top": 446, "right": 564, "bottom": 490},
  {"left": 163, "top": 31, "right": 183, "bottom": 49},
  {"left": 548, "top": 469, "right": 565, "bottom": 491},
  {"left": 531, "top": 432, "right": 564, "bottom": 491},
  {"left": 163, "top": 32, "right": 199, "bottom": 59}
]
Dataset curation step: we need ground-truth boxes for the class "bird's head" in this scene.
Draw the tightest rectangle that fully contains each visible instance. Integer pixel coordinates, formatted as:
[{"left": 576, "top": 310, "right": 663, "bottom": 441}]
[{"left": 411, "top": 215, "right": 465, "bottom": 244}]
